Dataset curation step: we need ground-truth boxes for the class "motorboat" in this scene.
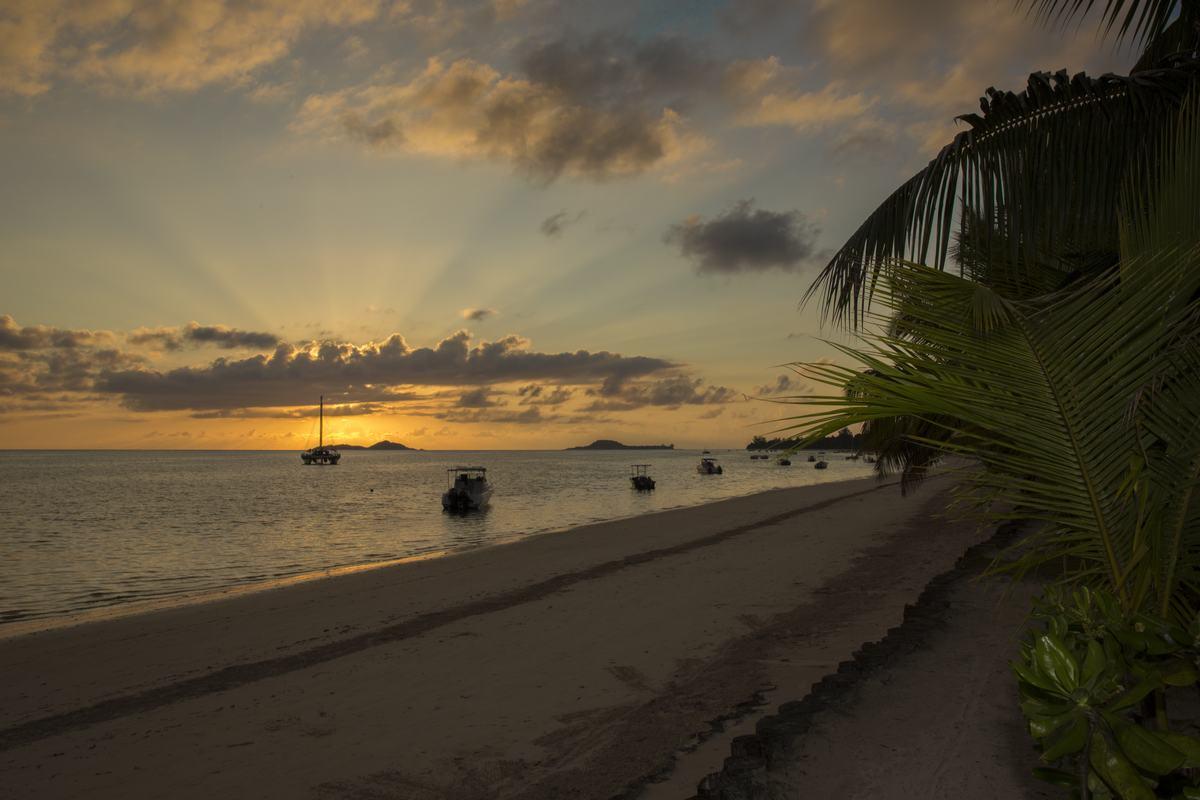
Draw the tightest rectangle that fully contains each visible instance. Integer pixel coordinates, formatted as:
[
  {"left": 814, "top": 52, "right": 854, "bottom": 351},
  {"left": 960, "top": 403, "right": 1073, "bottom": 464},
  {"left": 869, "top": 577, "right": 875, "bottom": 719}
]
[
  {"left": 777, "top": 456, "right": 791, "bottom": 466},
  {"left": 814, "top": 460, "right": 829, "bottom": 470},
  {"left": 301, "top": 395, "right": 340, "bottom": 465},
  {"left": 442, "top": 467, "right": 493, "bottom": 511},
  {"left": 807, "top": 454, "right": 816, "bottom": 463},
  {"left": 697, "top": 457, "right": 723, "bottom": 475},
  {"left": 630, "top": 464, "right": 656, "bottom": 491}
]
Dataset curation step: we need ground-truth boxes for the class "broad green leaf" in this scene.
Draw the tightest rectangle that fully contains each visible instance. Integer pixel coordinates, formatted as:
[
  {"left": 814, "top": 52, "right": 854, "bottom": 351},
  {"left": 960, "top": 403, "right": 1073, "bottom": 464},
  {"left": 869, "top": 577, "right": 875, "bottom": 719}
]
[
  {"left": 1108, "top": 678, "right": 1159, "bottom": 712},
  {"left": 1160, "top": 660, "right": 1199, "bottom": 687},
  {"left": 1157, "top": 732, "right": 1200, "bottom": 768},
  {"left": 1036, "top": 633, "right": 1080, "bottom": 692},
  {"left": 1031, "top": 766, "right": 1077, "bottom": 788},
  {"left": 1014, "top": 660, "right": 1062, "bottom": 695},
  {"left": 1090, "top": 730, "right": 1156, "bottom": 800},
  {"left": 1042, "top": 714, "right": 1089, "bottom": 761},
  {"left": 1108, "top": 715, "right": 1186, "bottom": 775},
  {"left": 1083, "top": 639, "right": 1107, "bottom": 685}
]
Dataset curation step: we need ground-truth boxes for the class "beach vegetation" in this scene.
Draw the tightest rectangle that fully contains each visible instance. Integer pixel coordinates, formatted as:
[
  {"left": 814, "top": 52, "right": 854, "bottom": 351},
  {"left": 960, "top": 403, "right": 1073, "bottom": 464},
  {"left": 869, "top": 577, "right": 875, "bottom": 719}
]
[{"left": 779, "top": 1, "right": 1200, "bottom": 795}]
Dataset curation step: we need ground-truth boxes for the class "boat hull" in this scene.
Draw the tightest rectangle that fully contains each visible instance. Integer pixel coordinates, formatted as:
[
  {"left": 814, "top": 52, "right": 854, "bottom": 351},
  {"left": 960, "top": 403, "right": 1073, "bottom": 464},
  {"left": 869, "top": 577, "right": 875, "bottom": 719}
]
[{"left": 442, "top": 486, "right": 493, "bottom": 511}]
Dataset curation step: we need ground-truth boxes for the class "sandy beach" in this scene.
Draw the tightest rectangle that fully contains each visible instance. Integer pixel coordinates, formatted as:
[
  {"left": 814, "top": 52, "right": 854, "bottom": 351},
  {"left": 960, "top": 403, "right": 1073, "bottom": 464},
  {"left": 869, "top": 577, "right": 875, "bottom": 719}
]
[{"left": 1, "top": 473, "right": 996, "bottom": 799}]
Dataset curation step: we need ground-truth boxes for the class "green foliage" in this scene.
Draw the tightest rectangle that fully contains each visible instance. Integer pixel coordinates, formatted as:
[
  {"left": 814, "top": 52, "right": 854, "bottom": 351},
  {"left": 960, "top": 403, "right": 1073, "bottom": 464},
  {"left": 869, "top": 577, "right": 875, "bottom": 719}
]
[
  {"left": 1015, "top": 587, "right": 1200, "bottom": 798},
  {"left": 807, "top": 64, "right": 1200, "bottom": 325}
]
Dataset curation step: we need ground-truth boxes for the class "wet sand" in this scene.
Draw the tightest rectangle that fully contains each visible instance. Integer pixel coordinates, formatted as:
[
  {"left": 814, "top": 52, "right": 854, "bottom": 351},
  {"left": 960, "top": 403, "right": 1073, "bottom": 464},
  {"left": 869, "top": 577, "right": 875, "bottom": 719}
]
[{"left": 0, "top": 473, "right": 989, "bottom": 799}]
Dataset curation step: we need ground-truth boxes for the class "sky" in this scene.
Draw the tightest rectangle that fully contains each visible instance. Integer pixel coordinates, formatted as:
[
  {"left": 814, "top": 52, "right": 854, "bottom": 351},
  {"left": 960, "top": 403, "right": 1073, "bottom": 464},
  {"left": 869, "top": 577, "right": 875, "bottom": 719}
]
[{"left": 0, "top": 0, "right": 1131, "bottom": 450}]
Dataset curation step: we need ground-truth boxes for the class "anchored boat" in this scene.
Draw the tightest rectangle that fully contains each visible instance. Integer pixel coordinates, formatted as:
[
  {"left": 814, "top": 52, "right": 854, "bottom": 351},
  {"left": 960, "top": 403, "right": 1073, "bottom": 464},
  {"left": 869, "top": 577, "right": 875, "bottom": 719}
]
[
  {"left": 777, "top": 456, "right": 791, "bottom": 466},
  {"left": 442, "top": 467, "right": 493, "bottom": 511},
  {"left": 630, "top": 464, "right": 656, "bottom": 491},
  {"left": 697, "top": 456, "right": 723, "bottom": 475},
  {"left": 814, "top": 460, "right": 829, "bottom": 470},
  {"left": 301, "top": 396, "right": 340, "bottom": 465}
]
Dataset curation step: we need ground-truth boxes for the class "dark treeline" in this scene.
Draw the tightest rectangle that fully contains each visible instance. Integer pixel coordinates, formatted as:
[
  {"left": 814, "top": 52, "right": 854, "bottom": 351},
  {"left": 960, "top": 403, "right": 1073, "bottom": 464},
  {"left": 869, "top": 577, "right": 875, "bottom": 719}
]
[{"left": 746, "top": 429, "right": 861, "bottom": 451}]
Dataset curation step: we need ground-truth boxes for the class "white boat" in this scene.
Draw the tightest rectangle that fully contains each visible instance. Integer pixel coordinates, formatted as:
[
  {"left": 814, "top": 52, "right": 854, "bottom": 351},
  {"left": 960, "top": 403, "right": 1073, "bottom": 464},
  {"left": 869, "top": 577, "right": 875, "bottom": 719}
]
[
  {"left": 442, "top": 467, "right": 493, "bottom": 511},
  {"left": 301, "top": 395, "right": 340, "bottom": 465},
  {"left": 697, "top": 457, "right": 723, "bottom": 475}
]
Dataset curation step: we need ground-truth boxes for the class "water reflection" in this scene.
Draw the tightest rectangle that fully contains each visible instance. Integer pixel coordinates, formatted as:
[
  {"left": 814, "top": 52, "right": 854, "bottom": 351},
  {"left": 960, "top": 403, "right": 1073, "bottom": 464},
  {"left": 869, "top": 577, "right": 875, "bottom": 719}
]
[{"left": 0, "top": 449, "right": 874, "bottom": 624}]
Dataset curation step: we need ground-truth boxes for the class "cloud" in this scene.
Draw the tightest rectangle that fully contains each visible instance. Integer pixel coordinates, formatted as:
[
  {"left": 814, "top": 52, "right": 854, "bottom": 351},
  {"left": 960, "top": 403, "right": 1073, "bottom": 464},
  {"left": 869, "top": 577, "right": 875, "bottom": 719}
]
[
  {"left": 294, "top": 42, "right": 709, "bottom": 181},
  {"left": 737, "top": 82, "right": 876, "bottom": 131},
  {"left": 754, "top": 374, "right": 805, "bottom": 396},
  {"left": 128, "top": 322, "right": 280, "bottom": 351},
  {"left": 457, "top": 387, "right": 498, "bottom": 407},
  {"left": 436, "top": 405, "right": 549, "bottom": 424},
  {"left": 190, "top": 402, "right": 395, "bottom": 419},
  {"left": 0, "top": 345, "right": 145, "bottom": 402},
  {"left": 666, "top": 199, "right": 822, "bottom": 274},
  {"left": 539, "top": 210, "right": 585, "bottom": 237},
  {"left": 0, "top": 0, "right": 382, "bottom": 97},
  {"left": 585, "top": 374, "right": 737, "bottom": 411},
  {"left": 516, "top": 383, "right": 573, "bottom": 405},
  {"left": 0, "top": 314, "right": 114, "bottom": 350},
  {"left": 517, "top": 31, "right": 718, "bottom": 105},
  {"left": 460, "top": 307, "right": 497, "bottom": 321},
  {"left": 95, "top": 329, "right": 676, "bottom": 411},
  {"left": 724, "top": 0, "right": 1125, "bottom": 155}
]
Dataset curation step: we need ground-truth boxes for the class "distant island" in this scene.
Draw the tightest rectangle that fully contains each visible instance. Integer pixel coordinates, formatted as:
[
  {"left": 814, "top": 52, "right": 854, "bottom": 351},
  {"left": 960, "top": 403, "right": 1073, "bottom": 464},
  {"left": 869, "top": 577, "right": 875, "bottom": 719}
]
[
  {"left": 746, "top": 429, "right": 861, "bottom": 451},
  {"left": 330, "top": 440, "right": 418, "bottom": 451},
  {"left": 567, "top": 439, "right": 675, "bottom": 451}
]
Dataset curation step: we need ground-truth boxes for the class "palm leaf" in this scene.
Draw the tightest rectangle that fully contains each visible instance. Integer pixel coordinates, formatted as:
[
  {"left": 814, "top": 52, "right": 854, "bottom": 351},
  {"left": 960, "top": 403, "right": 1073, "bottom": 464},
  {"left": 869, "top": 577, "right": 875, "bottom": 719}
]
[
  {"left": 807, "top": 64, "right": 1200, "bottom": 325},
  {"left": 1018, "top": 0, "right": 1197, "bottom": 57},
  {"left": 784, "top": 252, "right": 1200, "bottom": 611}
]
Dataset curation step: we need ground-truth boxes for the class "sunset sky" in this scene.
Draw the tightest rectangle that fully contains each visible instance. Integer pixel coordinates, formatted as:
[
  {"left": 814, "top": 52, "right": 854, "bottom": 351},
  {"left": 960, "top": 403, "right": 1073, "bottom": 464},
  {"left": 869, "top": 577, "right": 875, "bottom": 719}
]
[{"left": 0, "top": 0, "right": 1131, "bottom": 450}]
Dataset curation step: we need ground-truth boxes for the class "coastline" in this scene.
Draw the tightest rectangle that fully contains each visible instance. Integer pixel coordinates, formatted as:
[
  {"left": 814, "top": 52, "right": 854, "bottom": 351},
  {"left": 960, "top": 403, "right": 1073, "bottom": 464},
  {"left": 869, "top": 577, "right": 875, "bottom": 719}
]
[
  {"left": 0, "top": 466, "right": 872, "bottom": 640},
  {"left": 0, "top": 472, "right": 988, "bottom": 799}
]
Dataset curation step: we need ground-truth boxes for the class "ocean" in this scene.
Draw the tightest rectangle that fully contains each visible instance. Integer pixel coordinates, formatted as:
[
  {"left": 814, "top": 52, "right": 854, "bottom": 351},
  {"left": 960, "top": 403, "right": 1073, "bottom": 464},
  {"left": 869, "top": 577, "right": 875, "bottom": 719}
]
[{"left": 0, "top": 449, "right": 873, "bottom": 628}]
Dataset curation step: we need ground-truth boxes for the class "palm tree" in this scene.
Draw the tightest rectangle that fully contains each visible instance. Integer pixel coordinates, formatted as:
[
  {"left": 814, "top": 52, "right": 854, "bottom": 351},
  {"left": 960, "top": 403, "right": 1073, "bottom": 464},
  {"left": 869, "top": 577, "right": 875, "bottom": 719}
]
[
  {"left": 789, "top": 91, "right": 1200, "bottom": 618},
  {"left": 808, "top": 0, "right": 1200, "bottom": 325}
]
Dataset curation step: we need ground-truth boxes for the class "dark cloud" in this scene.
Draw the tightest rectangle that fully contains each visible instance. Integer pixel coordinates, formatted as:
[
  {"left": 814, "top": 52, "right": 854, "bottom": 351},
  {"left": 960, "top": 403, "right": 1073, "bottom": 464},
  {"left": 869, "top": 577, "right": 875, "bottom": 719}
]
[
  {"left": 666, "top": 200, "right": 822, "bottom": 274},
  {"left": 518, "top": 32, "right": 716, "bottom": 106},
  {"left": 539, "top": 210, "right": 586, "bottom": 237},
  {"left": 0, "top": 346, "right": 146, "bottom": 410},
  {"left": 517, "top": 384, "right": 574, "bottom": 406},
  {"left": 457, "top": 387, "right": 499, "bottom": 408},
  {"left": 460, "top": 307, "right": 497, "bottom": 321},
  {"left": 185, "top": 323, "right": 279, "bottom": 349},
  {"left": 129, "top": 322, "right": 279, "bottom": 350},
  {"left": 0, "top": 314, "right": 113, "bottom": 350},
  {"left": 190, "top": 403, "right": 396, "bottom": 420},
  {"left": 300, "top": 31, "right": 720, "bottom": 182},
  {"left": 437, "top": 406, "right": 548, "bottom": 425},
  {"left": 755, "top": 374, "right": 802, "bottom": 396},
  {"left": 585, "top": 374, "right": 737, "bottom": 411},
  {"left": 95, "top": 329, "right": 676, "bottom": 411}
]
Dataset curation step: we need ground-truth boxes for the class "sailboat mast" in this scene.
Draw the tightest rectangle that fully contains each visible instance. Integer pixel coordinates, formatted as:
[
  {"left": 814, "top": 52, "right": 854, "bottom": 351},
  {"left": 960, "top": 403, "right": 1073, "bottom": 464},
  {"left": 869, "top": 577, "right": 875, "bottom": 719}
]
[{"left": 319, "top": 395, "right": 323, "bottom": 447}]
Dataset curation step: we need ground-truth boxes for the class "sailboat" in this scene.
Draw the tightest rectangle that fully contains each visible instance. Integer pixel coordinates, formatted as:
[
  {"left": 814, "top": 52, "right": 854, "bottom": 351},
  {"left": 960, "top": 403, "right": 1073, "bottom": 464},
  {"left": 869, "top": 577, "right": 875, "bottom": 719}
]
[{"left": 301, "top": 395, "right": 341, "bottom": 465}]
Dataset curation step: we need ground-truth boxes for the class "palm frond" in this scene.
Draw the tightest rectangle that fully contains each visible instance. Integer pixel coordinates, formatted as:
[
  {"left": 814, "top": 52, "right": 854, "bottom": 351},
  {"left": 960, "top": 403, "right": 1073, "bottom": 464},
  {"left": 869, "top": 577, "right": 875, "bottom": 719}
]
[
  {"left": 1019, "top": 0, "right": 1197, "bottom": 57},
  {"left": 807, "top": 63, "right": 1200, "bottom": 325},
  {"left": 783, "top": 252, "right": 1200, "bottom": 611}
]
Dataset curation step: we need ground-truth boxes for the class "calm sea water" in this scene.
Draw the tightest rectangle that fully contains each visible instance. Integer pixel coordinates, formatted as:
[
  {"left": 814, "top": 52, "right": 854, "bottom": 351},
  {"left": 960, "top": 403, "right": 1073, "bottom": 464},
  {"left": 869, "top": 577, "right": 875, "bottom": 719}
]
[{"left": 0, "top": 449, "right": 874, "bottom": 626}]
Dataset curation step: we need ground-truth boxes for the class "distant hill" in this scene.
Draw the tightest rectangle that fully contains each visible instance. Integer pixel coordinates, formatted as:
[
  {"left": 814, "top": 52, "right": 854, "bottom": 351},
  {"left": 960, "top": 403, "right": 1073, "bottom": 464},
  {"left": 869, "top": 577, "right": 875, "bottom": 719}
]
[
  {"left": 567, "top": 439, "right": 674, "bottom": 450},
  {"left": 330, "top": 440, "right": 417, "bottom": 451}
]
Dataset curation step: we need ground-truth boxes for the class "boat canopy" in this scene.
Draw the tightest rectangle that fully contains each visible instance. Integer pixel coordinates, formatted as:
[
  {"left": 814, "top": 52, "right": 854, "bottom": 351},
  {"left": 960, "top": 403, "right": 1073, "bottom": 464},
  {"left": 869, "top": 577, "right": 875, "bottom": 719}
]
[{"left": 448, "top": 466, "right": 487, "bottom": 472}]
